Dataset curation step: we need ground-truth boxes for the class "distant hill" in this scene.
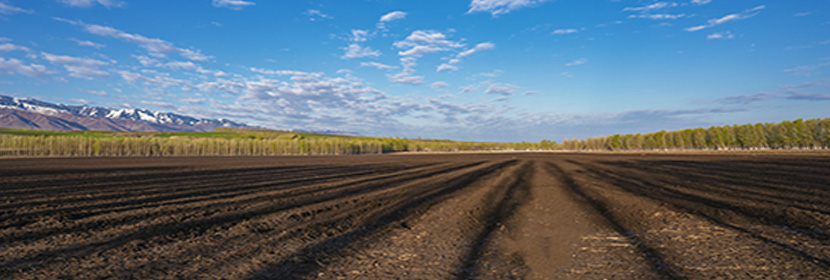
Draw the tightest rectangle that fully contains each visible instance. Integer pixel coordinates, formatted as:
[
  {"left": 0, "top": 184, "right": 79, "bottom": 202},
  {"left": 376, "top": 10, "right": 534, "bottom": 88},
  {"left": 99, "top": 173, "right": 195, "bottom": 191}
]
[{"left": 0, "top": 95, "right": 252, "bottom": 132}]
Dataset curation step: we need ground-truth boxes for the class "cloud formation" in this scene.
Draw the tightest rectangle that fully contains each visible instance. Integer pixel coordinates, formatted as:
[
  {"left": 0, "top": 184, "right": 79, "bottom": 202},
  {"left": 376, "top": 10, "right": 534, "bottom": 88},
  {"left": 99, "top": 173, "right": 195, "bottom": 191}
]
[
  {"left": 380, "top": 11, "right": 407, "bottom": 22},
  {"left": 306, "top": 9, "right": 333, "bottom": 21},
  {"left": 552, "top": 29, "right": 578, "bottom": 35},
  {"left": 707, "top": 31, "right": 734, "bottom": 40},
  {"left": 0, "top": 57, "right": 54, "bottom": 78},
  {"left": 0, "top": 2, "right": 34, "bottom": 14},
  {"left": 41, "top": 52, "right": 111, "bottom": 79},
  {"left": 57, "top": 0, "right": 125, "bottom": 8},
  {"left": 359, "top": 62, "right": 397, "bottom": 71},
  {"left": 211, "top": 0, "right": 255, "bottom": 10},
  {"left": 467, "top": 0, "right": 549, "bottom": 16},
  {"left": 57, "top": 18, "right": 210, "bottom": 61},
  {"left": 685, "top": 5, "right": 765, "bottom": 32},
  {"left": 342, "top": 44, "right": 381, "bottom": 59},
  {"left": 69, "top": 38, "right": 106, "bottom": 49},
  {"left": 565, "top": 58, "right": 588, "bottom": 67}
]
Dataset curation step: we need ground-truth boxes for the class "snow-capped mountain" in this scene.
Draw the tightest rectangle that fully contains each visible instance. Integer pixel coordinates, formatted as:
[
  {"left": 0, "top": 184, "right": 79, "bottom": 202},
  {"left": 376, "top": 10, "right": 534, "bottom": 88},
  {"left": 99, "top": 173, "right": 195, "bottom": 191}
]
[{"left": 0, "top": 95, "right": 252, "bottom": 132}]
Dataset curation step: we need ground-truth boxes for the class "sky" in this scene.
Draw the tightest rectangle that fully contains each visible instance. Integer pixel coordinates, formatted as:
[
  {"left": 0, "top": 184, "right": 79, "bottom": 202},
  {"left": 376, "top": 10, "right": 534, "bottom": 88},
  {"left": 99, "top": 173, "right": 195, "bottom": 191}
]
[{"left": 0, "top": 0, "right": 828, "bottom": 142}]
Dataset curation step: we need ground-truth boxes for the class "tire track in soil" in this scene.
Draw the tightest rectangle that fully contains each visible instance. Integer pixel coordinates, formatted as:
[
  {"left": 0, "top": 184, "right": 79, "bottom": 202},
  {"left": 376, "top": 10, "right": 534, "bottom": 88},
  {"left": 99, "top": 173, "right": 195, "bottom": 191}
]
[
  {"left": 545, "top": 160, "right": 678, "bottom": 279},
  {"left": 455, "top": 161, "right": 534, "bottom": 280},
  {"left": 0, "top": 162, "right": 435, "bottom": 233},
  {"left": 0, "top": 161, "right": 484, "bottom": 276},
  {"left": 566, "top": 157, "right": 830, "bottom": 278},
  {"left": 303, "top": 160, "right": 528, "bottom": 279},
  {"left": 243, "top": 160, "right": 517, "bottom": 280},
  {"left": 2, "top": 153, "right": 829, "bottom": 279}
]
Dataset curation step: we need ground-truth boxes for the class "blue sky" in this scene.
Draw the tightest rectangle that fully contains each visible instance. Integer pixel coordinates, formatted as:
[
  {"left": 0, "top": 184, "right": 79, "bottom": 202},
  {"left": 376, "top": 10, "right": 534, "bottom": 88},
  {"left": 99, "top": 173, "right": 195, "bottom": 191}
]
[{"left": 0, "top": 0, "right": 828, "bottom": 141}]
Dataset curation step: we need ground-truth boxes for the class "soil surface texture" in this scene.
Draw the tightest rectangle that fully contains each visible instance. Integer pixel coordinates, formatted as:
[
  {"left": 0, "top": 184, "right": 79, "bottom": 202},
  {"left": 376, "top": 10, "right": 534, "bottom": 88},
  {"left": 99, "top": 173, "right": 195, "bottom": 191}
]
[{"left": 1, "top": 152, "right": 829, "bottom": 279}]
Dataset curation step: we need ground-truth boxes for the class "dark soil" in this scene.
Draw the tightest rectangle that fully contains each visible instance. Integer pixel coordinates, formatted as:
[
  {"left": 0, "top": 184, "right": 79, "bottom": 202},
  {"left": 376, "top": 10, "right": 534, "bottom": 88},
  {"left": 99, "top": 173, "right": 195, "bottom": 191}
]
[{"left": 1, "top": 153, "right": 828, "bottom": 279}]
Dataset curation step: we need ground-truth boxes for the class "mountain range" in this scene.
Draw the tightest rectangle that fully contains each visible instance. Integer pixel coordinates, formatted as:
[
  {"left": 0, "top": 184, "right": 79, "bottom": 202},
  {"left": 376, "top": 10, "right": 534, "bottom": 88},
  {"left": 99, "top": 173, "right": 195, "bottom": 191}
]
[{"left": 0, "top": 95, "right": 252, "bottom": 132}]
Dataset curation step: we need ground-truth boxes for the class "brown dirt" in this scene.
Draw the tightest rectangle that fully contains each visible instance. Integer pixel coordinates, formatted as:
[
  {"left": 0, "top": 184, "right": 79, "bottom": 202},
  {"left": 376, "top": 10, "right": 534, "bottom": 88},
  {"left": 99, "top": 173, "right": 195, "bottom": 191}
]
[{"left": 1, "top": 152, "right": 828, "bottom": 279}]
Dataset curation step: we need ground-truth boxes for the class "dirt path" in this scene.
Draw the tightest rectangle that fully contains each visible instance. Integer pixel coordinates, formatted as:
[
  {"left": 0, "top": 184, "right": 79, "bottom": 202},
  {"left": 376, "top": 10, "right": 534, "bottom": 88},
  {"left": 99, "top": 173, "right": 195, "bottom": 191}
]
[{"left": 1, "top": 153, "right": 828, "bottom": 279}]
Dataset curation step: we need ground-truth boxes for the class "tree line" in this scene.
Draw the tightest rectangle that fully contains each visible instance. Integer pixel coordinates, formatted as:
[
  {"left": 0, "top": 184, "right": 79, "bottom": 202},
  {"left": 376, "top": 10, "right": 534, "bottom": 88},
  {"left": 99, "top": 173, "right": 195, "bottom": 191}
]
[
  {"left": 560, "top": 118, "right": 830, "bottom": 151},
  {"left": 0, "top": 131, "right": 556, "bottom": 157},
  {"left": 2, "top": 117, "right": 826, "bottom": 157}
]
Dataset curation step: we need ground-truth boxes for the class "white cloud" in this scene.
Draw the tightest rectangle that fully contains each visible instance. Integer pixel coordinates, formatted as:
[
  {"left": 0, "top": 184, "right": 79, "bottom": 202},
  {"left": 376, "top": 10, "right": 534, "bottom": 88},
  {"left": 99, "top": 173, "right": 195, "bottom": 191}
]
[
  {"left": 467, "top": 0, "right": 549, "bottom": 16},
  {"left": 437, "top": 63, "right": 459, "bottom": 72},
  {"left": 431, "top": 81, "right": 449, "bottom": 90},
  {"left": 0, "top": 57, "right": 54, "bottom": 78},
  {"left": 0, "top": 43, "right": 30, "bottom": 52},
  {"left": 565, "top": 58, "right": 588, "bottom": 66},
  {"left": 484, "top": 83, "right": 519, "bottom": 95},
  {"left": 707, "top": 31, "right": 734, "bottom": 40},
  {"left": 350, "top": 30, "right": 370, "bottom": 42},
  {"left": 211, "top": 0, "right": 255, "bottom": 10},
  {"left": 69, "top": 38, "right": 106, "bottom": 49},
  {"left": 387, "top": 72, "right": 424, "bottom": 85},
  {"left": 394, "top": 30, "right": 464, "bottom": 57},
  {"left": 79, "top": 89, "right": 110, "bottom": 96},
  {"left": 628, "top": 14, "right": 685, "bottom": 20},
  {"left": 57, "top": 18, "right": 210, "bottom": 61},
  {"left": 691, "top": 0, "right": 712, "bottom": 5},
  {"left": 342, "top": 44, "right": 381, "bottom": 59},
  {"left": 623, "top": 2, "right": 677, "bottom": 12},
  {"left": 380, "top": 11, "right": 407, "bottom": 22},
  {"left": 41, "top": 52, "right": 111, "bottom": 79},
  {"left": 476, "top": 69, "right": 503, "bottom": 78},
  {"left": 552, "top": 28, "right": 578, "bottom": 35},
  {"left": 359, "top": 61, "right": 397, "bottom": 71},
  {"left": 457, "top": 42, "right": 495, "bottom": 58},
  {"left": 0, "top": 2, "right": 34, "bottom": 14},
  {"left": 306, "top": 9, "right": 333, "bottom": 21},
  {"left": 58, "top": 0, "right": 125, "bottom": 8},
  {"left": 685, "top": 5, "right": 765, "bottom": 32},
  {"left": 795, "top": 11, "right": 812, "bottom": 17}
]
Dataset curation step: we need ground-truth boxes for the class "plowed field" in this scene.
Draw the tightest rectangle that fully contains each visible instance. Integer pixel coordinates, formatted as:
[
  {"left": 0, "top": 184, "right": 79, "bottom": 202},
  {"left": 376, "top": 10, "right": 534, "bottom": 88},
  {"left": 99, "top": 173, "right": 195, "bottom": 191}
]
[{"left": 1, "top": 153, "right": 829, "bottom": 279}]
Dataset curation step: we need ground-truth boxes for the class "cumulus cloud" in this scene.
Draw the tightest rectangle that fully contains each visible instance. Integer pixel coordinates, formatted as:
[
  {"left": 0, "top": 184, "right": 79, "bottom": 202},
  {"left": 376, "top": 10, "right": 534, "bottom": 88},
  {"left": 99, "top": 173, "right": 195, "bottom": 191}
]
[
  {"left": 0, "top": 43, "right": 30, "bottom": 52},
  {"left": 387, "top": 72, "right": 424, "bottom": 85},
  {"left": 431, "top": 81, "right": 449, "bottom": 90},
  {"left": 565, "top": 58, "right": 588, "bottom": 66},
  {"left": 437, "top": 63, "right": 459, "bottom": 72},
  {"left": 552, "top": 28, "right": 578, "bottom": 35},
  {"left": 57, "top": 18, "right": 210, "bottom": 61},
  {"left": 467, "top": 0, "right": 549, "bottom": 16},
  {"left": 685, "top": 5, "right": 765, "bottom": 32},
  {"left": 0, "top": 57, "right": 54, "bottom": 78},
  {"left": 57, "top": 0, "right": 125, "bottom": 8},
  {"left": 707, "top": 31, "right": 734, "bottom": 40},
  {"left": 0, "top": 2, "right": 34, "bottom": 14},
  {"left": 359, "top": 61, "right": 397, "bottom": 71},
  {"left": 349, "top": 30, "right": 370, "bottom": 42},
  {"left": 342, "top": 44, "right": 381, "bottom": 59},
  {"left": 211, "top": 0, "right": 255, "bottom": 10},
  {"left": 394, "top": 30, "right": 464, "bottom": 57},
  {"left": 484, "top": 83, "right": 519, "bottom": 95},
  {"left": 41, "top": 52, "right": 111, "bottom": 79},
  {"left": 691, "top": 0, "right": 712, "bottom": 5},
  {"left": 69, "top": 38, "right": 106, "bottom": 49},
  {"left": 306, "top": 9, "right": 333, "bottom": 21}
]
